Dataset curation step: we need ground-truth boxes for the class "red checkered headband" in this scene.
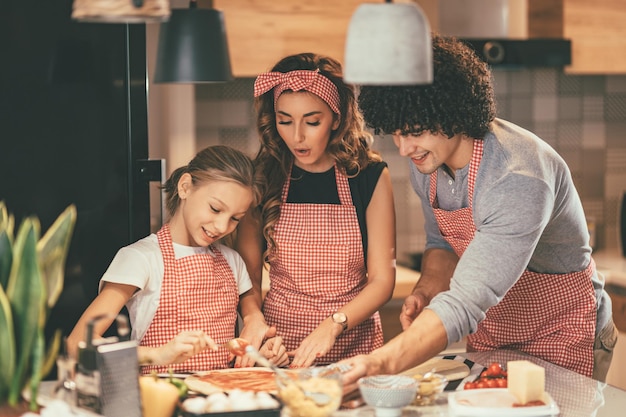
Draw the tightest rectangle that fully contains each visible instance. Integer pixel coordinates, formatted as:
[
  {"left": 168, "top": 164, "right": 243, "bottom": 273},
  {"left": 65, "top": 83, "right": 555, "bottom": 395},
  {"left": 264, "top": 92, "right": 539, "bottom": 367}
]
[{"left": 253, "top": 70, "right": 341, "bottom": 116}]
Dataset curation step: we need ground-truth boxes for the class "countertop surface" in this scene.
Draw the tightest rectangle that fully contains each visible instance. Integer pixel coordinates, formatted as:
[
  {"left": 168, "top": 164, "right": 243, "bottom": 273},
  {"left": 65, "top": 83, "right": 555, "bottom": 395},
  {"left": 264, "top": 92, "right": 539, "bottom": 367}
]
[
  {"left": 35, "top": 349, "right": 626, "bottom": 417},
  {"left": 333, "top": 349, "right": 626, "bottom": 417}
]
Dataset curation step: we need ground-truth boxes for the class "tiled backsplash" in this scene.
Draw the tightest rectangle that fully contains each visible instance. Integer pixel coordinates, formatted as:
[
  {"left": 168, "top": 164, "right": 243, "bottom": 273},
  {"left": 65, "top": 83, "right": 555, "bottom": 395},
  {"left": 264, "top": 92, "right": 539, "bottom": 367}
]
[{"left": 195, "top": 69, "right": 626, "bottom": 267}]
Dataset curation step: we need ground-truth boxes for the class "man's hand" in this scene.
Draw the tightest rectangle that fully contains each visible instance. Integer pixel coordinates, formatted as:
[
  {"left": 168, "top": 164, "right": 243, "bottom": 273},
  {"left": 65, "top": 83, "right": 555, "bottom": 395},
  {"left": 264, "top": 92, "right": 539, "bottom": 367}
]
[
  {"left": 399, "top": 292, "right": 429, "bottom": 330},
  {"left": 337, "top": 354, "right": 385, "bottom": 396}
]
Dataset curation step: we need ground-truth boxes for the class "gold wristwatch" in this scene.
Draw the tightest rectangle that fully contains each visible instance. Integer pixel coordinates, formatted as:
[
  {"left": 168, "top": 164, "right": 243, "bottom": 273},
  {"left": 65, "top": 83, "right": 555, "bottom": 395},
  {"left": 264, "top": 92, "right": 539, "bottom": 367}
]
[{"left": 331, "top": 311, "right": 348, "bottom": 332}]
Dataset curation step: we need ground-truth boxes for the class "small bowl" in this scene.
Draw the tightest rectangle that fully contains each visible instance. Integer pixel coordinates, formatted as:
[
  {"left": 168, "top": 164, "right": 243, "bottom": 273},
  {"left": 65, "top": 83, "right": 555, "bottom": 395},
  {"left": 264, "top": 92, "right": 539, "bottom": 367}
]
[
  {"left": 412, "top": 373, "right": 447, "bottom": 406},
  {"left": 276, "top": 366, "right": 343, "bottom": 417},
  {"left": 357, "top": 375, "right": 418, "bottom": 417}
]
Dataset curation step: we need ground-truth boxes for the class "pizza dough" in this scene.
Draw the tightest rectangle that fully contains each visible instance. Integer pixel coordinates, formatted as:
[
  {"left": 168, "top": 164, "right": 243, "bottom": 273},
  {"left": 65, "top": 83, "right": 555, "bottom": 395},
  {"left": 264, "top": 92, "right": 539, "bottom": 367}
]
[{"left": 185, "top": 368, "right": 284, "bottom": 395}]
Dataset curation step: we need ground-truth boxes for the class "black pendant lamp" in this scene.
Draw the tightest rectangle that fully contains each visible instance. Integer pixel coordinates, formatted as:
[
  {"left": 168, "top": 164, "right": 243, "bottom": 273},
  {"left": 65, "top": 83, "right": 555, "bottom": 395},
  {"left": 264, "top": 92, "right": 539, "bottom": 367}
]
[{"left": 154, "top": 1, "right": 233, "bottom": 83}]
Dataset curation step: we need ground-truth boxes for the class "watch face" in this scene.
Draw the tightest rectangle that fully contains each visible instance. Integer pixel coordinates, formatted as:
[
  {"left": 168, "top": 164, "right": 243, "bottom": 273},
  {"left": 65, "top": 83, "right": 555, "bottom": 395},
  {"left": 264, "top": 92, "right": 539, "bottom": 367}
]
[{"left": 333, "top": 312, "right": 347, "bottom": 324}]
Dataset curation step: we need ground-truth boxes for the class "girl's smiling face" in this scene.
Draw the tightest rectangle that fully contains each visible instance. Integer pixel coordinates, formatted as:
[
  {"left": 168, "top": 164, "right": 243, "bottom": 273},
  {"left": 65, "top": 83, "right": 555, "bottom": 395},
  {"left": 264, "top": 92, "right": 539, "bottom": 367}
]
[
  {"left": 171, "top": 175, "right": 254, "bottom": 247},
  {"left": 275, "top": 91, "right": 340, "bottom": 173}
]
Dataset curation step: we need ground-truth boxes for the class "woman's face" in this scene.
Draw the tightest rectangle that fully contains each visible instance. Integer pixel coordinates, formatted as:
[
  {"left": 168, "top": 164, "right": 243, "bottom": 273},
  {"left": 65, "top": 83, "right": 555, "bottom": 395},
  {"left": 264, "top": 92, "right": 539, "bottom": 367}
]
[
  {"left": 172, "top": 175, "right": 253, "bottom": 247},
  {"left": 275, "top": 91, "right": 340, "bottom": 173}
]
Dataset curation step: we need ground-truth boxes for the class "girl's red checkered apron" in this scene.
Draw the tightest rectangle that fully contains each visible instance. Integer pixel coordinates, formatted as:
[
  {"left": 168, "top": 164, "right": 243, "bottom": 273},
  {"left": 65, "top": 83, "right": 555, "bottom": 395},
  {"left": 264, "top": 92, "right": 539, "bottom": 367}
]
[
  {"left": 429, "top": 139, "right": 596, "bottom": 377},
  {"left": 141, "top": 224, "right": 238, "bottom": 373},
  {"left": 263, "top": 164, "right": 383, "bottom": 365}
]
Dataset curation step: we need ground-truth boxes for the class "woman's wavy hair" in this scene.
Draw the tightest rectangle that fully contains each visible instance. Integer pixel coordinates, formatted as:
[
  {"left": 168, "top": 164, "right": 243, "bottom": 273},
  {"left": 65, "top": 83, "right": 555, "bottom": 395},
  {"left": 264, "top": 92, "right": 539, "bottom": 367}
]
[
  {"left": 254, "top": 52, "right": 381, "bottom": 263},
  {"left": 358, "top": 34, "right": 496, "bottom": 139}
]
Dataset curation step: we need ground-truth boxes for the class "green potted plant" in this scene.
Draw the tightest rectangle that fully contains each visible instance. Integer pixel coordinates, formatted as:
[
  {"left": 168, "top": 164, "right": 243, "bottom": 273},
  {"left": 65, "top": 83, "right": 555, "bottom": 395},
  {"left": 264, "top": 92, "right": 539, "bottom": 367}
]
[{"left": 0, "top": 201, "right": 77, "bottom": 412}]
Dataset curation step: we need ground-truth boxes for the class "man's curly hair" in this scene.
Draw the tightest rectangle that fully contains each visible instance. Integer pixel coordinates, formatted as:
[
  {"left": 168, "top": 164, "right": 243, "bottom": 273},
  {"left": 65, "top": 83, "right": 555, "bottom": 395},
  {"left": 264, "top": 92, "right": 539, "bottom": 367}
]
[{"left": 358, "top": 34, "right": 496, "bottom": 140}]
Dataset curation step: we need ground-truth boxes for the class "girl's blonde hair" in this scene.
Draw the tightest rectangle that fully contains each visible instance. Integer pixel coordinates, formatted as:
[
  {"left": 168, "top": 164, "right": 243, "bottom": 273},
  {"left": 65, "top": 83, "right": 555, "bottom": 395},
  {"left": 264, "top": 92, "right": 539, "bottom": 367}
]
[
  {"left": 162, "top": 145, "right": 259, "bottom": 219},
  {"left": 253, "top": 52, "right": 381, "bottom": 263}
]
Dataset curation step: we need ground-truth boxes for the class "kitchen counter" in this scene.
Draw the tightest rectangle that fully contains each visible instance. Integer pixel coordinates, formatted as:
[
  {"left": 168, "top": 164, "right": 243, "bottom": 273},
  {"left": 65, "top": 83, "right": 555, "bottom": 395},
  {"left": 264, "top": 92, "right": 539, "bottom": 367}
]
[
  {"left": 34, "top": 349, "right": 626, "bottom": 417},
  {"left": 333, "top": 349, "right": 626, "bottom": 417}
]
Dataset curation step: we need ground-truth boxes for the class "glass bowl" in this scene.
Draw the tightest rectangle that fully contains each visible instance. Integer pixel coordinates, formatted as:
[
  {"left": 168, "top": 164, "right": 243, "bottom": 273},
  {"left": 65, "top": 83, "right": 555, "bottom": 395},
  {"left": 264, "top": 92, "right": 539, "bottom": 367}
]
[
  {"left": 275, "top": 366, "right": 343, "bottom": 417},
  {"left": 357, "top": 374, "right": 418, "bottom": 417},
  {"left": 412, "top": 372, "right": 447, "bottom": 406}
]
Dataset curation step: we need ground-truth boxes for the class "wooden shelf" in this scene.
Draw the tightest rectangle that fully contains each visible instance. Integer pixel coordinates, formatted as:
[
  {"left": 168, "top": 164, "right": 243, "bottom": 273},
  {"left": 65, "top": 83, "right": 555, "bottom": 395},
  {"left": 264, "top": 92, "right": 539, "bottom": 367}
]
[{"left": 529, "top": 0, "right": 626, "bottom": 74}]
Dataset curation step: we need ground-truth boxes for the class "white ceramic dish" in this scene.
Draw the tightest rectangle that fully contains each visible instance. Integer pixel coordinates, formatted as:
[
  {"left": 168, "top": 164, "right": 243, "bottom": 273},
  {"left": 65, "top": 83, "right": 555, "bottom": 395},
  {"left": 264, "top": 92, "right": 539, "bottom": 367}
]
[{"left": 448, "top": 388, "right": 559, "bottom": 416}]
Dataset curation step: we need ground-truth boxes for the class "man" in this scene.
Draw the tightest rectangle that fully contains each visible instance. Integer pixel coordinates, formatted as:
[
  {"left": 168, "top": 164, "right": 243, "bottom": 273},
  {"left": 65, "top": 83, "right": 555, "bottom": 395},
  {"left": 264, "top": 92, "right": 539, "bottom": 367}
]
[{"left": 340, "top": 35, "right": 617, "bottom": 392}]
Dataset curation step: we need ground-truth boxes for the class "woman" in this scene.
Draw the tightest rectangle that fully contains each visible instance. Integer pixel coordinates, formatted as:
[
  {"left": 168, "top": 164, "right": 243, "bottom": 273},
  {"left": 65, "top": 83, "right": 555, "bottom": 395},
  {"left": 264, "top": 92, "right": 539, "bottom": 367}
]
[{"left": 235, "top": 53, "right": 396, "bottom": 368}]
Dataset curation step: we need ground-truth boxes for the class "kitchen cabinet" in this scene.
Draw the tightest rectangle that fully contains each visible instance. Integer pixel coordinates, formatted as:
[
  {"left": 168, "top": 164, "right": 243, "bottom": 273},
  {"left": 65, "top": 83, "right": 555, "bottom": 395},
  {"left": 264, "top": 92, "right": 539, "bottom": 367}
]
[
  {"left": 528, "top": 0, "right": 626, "bottom": 74},
  {"left": 212, "top": 0, "right": 437, "bottom": 77}
]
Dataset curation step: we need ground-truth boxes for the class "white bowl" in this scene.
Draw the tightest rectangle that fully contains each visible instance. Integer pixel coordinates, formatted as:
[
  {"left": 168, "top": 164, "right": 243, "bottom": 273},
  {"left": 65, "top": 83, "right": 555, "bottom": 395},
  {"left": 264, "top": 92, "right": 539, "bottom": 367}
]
[{"left": 358, "top": 375, "right": 418, "bottom": 417}]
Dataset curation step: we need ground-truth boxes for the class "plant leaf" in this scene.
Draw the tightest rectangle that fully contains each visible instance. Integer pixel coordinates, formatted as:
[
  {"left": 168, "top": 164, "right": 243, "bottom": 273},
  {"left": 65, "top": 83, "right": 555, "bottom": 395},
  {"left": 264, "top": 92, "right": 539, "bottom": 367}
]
[
  {"left": 6, "top": 218, "right": 44, "bottom": 405},
  {"left": 0, "top": 202, "right": 14, "bottom": 291},
  {"left": 37, "top": 205, "right": 76, "bottom": 308},
  {"left": 40, "top": 329, "right": 62, "bottom": 380},
  {"left": 0, "top": 284, "right": 15, "bottom": 402},
  {"left": 27, "top": 327, "right": 45, "bottom": 411}
]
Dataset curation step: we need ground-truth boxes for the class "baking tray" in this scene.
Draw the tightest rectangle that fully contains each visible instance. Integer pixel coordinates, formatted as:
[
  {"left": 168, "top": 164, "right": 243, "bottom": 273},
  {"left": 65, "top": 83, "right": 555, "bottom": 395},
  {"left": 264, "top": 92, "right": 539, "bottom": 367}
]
[{"left": 177, "top": 395, "right": 282, "bottom": 417}]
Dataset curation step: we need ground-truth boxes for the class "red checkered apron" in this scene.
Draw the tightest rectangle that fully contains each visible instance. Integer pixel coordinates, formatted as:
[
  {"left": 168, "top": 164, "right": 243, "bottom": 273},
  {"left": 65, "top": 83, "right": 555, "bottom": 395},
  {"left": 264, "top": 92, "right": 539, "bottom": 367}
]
[
  {"left": 263, "top": 164, "right": 384, "bottom": 365},
  {"left": 430, "top": 139, "right": 596, "bottom": 377},
  {"left": 140, "top": 224, "right": 238, "bottom": 374}
]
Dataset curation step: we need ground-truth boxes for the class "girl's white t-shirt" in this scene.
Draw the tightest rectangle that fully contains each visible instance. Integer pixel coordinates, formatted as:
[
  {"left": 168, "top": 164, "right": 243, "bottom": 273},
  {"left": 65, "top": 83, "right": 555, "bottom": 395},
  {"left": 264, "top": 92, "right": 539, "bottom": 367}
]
[{"left": 100, "top": 234, "right": 252, "bottom": 341}]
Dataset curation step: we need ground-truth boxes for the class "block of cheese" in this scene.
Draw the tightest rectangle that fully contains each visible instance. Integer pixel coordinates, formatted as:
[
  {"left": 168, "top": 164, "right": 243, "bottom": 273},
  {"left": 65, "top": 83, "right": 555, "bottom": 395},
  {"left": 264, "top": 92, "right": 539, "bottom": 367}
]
[{"left": 507, "top": 360, "right": 545, "bottom": 405}]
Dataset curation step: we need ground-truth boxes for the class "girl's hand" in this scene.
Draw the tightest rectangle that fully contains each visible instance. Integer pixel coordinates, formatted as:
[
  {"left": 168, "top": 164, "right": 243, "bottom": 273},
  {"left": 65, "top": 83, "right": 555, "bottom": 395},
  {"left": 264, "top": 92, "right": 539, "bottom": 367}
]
[
  {"left": 259, "top": 336, "right": 289, "bottom": 367},
  {"left": 150, "top": 330, "right": 217, "bottom": 365},
  {"left": 287, "top": 321, "right": 337, "bottom": 368}
]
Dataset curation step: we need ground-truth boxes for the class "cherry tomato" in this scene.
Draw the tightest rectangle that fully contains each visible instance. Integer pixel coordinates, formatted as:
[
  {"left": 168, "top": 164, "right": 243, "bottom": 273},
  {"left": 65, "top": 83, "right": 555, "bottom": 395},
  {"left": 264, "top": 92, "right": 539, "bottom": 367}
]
[
  {"left": 476, "top": 381, "right": 489, "bottom": 389},
  {"left": 480, "top": 370, "right": 489, "bottom": 378},
  {"left": 496, "top": 378, "right": 508, "bottom": 388},
  {"left": 464, "top": 381, "right": 476, "bottom": 390},
  {"left": 485, "top": 379, "right": 499, "bottom": 388},
  {"left": 486, "top": 362, "right": 504, "bottom": 377}
]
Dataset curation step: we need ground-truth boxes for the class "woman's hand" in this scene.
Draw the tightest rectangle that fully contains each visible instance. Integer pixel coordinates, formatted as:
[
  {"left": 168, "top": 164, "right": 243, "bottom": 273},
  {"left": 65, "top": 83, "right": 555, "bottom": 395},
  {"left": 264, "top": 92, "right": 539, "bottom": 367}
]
[
  {"left": 236, "top": 324, "right": 277, "bottom": 368},
  {"left": 287, "top": 320, "right": 338, "bottom": 368},
  {"left": 259, "top": 336, "right": 289, "bottom": 367}
]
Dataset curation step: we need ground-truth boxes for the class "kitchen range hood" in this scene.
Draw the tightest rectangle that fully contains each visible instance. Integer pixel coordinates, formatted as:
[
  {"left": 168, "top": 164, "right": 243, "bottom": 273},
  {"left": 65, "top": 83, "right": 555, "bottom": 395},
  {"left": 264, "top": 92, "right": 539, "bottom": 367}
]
[{"left": 439, "top": 0, "right": 571, "bottom": 68}]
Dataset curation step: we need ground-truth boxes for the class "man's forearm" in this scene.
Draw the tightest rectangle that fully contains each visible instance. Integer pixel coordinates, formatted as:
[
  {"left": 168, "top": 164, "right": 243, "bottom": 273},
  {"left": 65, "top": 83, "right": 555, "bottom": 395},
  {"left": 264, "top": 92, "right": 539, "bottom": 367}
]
[{"left": 413, "top": 248, "right": 458, "bottom": 301}]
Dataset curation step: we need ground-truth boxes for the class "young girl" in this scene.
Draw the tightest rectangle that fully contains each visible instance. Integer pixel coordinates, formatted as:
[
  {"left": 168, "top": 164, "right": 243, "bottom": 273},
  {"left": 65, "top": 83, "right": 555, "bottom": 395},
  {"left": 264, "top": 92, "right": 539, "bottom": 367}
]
[
  {"left": 68, "top": 145, "right": 287, "bottom": 373},
  {"left": 235, "top": 53, "right": 396, "bottom": 368}
]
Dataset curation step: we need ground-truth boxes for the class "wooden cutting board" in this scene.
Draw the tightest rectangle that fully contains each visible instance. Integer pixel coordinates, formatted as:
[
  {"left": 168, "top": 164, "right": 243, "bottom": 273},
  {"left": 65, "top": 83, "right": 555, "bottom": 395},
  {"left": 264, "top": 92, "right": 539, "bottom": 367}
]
[{"left": 401, "top": 357, "right": 470, "bottom": 381}]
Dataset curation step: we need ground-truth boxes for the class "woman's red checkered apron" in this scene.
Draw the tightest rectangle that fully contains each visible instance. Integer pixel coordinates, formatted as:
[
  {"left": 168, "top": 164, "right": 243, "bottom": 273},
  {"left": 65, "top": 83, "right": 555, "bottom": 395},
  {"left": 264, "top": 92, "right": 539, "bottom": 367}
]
[
  {"left": 140, "top": 224, "right": 238, "bottom": 374},
  {"left": 429, "top": 139, "right": 596, "bottom": 377},
  {"left": 263, "top": 164, "right": 384, "bottom": 365}
]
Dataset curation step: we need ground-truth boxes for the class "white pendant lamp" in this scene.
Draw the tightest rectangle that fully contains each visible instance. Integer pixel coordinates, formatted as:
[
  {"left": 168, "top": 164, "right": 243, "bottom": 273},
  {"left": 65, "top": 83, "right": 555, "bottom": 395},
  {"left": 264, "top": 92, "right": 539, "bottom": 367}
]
[
  {"left": 72, "top": 0, "right": 170, "bottom": 23},
  {"left": 344, "top": 1, "right": 433, "bottom": 85}
]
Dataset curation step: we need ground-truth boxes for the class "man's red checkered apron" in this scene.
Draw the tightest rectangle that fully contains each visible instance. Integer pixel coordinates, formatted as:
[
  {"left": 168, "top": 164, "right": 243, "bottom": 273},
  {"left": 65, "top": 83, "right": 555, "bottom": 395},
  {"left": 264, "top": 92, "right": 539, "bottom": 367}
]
[
  {"left": 140, "top": 224, "right": 238, "bottom": 374},
  {"left": 263, "top": 164, "right": 384, "bottom": 365},
  {"left": 429, "top": 139, "right": 596, "bottom": 377}
]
